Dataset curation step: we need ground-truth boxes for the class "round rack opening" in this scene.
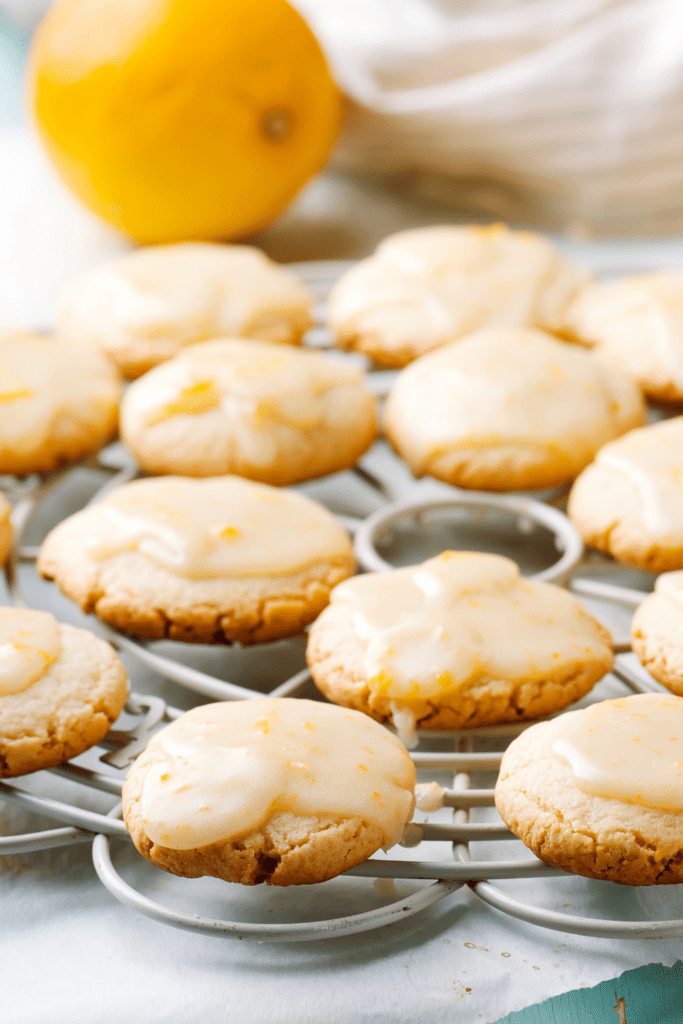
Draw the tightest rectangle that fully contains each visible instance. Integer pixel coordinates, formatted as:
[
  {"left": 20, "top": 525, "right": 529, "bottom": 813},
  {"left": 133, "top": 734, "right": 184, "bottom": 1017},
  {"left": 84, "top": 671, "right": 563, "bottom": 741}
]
[{"left": 354, "top": 492, "right": 583, "bottom": 584}]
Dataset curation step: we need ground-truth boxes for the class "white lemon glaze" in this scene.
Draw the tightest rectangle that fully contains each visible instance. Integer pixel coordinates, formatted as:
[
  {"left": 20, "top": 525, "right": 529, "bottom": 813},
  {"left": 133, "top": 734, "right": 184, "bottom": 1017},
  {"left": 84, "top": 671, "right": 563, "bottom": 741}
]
[
  {"left": 596, "top": 417, "right": 683, "bottom": 544},
  {"left": 570, "top": 272, "right": 683, "bottom": 390},
  {"left": 124, "top": 339, "right": 369, "bottom": 432},
  {"left": 331, "top": 551, "right": 612, "bottom": 704},
  {"left": 652, "top": 569, "right": 683, "bottom": 610},
  {"left": 414, "top": 781, "right": 447, "bottom": 812},
  {"left": 551, "top": 693, "right": 683, "bottom": 809},
  {"left": 0, "top": 608, "right": 61, "bottom": 696},
  {"left": 385, "top": 328, "right": 643, "bottom": 477},
  {"left": 58, "top": 243, "right": 312, "bottom": 354},
  {"left": 0, "top": 331, "right": 118, "bottom": 456},
  {"left": 138, "top": 698, "right": 416, "bottom": 850},
  {"left": 83, "top": 476, "right": 351, "bottom": 579},
  {"left": 329, "top": 224, "right": 589, "bottom": 347}
]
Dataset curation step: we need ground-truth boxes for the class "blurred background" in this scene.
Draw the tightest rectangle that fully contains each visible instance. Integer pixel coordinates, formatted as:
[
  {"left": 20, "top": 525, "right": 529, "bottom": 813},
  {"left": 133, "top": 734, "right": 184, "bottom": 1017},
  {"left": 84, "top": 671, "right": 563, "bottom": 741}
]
[{"left": 4, "top": 0, "right": 683, "bottom": 326}]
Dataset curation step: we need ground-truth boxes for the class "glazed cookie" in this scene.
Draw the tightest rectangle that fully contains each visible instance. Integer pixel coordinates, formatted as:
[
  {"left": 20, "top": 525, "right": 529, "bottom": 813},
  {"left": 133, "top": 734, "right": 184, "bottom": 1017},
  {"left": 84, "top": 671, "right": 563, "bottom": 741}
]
[
  {"left": 384, "top": 327, "right": 645, "bottom": 491},
  {"left": 568, "top": 416, "right": 683, "bottom": 571},
  {"left": 0, "top": 494, "right": 12, "bottom": 565},
  {"left": 307, "top": 551, "right": 613, "bottom": 745},
  {"left": 120, "top": 339, "right": 377, "bottom": 483},
  {"left": 328, "top": 223, "right": 591, "bottom": 368},
  {"left": 631, "top": 571, "right": 683, "bottom": 693},
  {"left": 0, "top": 607, "right": 127, "bottom": 776},
  {"left": 122, "top": 697, "right": 416, "bottom": 886},
  {"left": 57, "top": 243, "right": 314, "bottom": 378},
  {"left": 495, "top": 694, "right": 683, "bottom": 885},
  {"left": 566, "top": 272, "right": 683, "bottom": 403},
  {"left": 0, "top": 330, "right": 120, "bottom": 475},
  {"left": 38, "top": 475, "right": 355, "bottom": 644}
]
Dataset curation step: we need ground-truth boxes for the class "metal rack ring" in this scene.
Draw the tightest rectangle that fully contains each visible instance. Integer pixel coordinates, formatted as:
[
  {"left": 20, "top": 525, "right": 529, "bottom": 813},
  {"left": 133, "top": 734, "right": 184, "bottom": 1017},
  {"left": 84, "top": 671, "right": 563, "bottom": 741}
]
[
  {"left": 92, "top": 801, "right": 462, "bottom": 943},
  {"left": 354, "top": 491, "right": 584, "bottom": 583}
]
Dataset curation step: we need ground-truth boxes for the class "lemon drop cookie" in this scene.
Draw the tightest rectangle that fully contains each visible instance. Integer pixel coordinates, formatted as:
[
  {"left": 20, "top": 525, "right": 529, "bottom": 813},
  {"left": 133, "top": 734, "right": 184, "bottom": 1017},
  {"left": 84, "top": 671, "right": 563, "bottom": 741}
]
[
  {"left": 631, "top": 571, "right": 683, "bottom": 693},
  {"left": 38, "top": 476, "right": 354, "bottom": 644},
  {"left": 0, "top": 607, "right": 127, "bottom": 776},
  {"left": 0, "top": 330, "right": 120, "bottom": 476},
  {"left": 120, "top": 339, "right": 377, "bottom": 483},
  {"left": 496, "top": 694, "right": 683, "bottom": 885},
  {"left": 566, "top": 272, "right": 683, "bottom": 403},
  {"left": 0, "top": 493, "right": 12, "bottom": 565},
  {"left": 57, "top": 243, "right": 314, "bottom": 378},
  {"left": 122, "top": 698, "right": 416, "bottom": 886},
  {"left": 385, "top": 327, "right": 645, "bottom": 491},
  {"left": 306, "top": 551, "right": 613, "bottom": 745},
  {"left": 327, "top": 224, "right": 590, "bottom": 368},
  {"left": 568, "top": 416, "right": 683, "bottom": 571}
]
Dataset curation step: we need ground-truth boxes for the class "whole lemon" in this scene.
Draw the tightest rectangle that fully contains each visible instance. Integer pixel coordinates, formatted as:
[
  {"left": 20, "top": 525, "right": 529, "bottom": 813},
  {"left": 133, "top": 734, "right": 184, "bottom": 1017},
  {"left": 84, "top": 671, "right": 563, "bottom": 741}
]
[{"left": 28, "top": 0, "right": 344, "bottom": 243}]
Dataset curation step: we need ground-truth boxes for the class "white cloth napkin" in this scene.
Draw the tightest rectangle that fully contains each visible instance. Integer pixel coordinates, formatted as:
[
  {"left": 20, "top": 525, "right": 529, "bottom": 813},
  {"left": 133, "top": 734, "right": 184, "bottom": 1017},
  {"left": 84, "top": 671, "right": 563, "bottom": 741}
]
[{"left": 295, "top": 0, "right": 683, "bottom": 237}]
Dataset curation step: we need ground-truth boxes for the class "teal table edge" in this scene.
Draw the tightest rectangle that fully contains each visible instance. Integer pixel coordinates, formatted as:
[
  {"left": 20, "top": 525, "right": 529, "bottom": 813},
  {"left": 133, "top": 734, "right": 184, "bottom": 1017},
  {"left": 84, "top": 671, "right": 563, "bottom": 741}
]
[{"left": 491, "top": 960, "right": 683, "bottom": 1023}]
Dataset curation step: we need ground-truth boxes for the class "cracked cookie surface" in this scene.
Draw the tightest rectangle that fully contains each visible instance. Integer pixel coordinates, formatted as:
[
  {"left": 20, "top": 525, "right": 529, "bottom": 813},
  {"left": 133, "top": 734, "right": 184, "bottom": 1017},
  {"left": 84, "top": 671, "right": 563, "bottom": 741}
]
[
  {"left": 495, "top": 712, "right": 683, "bottom": 885},
  {"left": 124, "top": 791, "right": 386, "bottom": 887},
  {"left": 0, "top": 620, "right": 127, "bottom": 777}
]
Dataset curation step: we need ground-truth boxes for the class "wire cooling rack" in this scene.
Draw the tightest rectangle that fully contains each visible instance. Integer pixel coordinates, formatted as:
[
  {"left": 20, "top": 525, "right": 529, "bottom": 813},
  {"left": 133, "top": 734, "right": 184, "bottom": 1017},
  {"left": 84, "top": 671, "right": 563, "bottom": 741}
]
[
  {"left": 2, "top": 438, "right": 680, "bottom": 941},
  {"left": 2, "top": 258, "right": 682, "bottom": 942}
]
